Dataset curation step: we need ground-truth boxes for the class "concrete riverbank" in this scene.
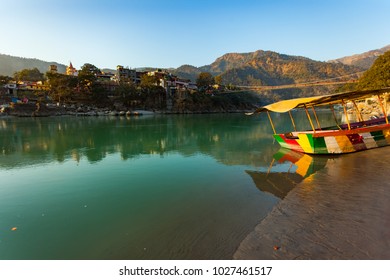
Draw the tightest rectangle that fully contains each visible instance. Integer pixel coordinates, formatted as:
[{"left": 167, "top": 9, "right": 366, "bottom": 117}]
[{"left": 234, "top": 147, "right": 390, "bottom": 259}]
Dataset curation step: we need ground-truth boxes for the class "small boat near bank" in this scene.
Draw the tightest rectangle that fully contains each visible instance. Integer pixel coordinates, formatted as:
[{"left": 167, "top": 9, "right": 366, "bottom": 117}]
[{"left": 247, "top": 88, "right": 390, "bottom": 154}]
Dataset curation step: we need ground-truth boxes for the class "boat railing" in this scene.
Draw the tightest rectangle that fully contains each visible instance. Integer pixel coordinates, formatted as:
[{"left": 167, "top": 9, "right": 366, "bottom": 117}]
[
  {"left": 336, "top": 116, "right": 387, "bottom": 130},
  {"left": 283, "top": 116, "right": 389, "bottom": 139}
]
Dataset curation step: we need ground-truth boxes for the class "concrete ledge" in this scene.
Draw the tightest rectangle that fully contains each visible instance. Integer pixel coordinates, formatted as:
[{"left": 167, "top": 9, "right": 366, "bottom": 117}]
[{"left": 234, "top": 147, "right": 390, "bottom": 259}]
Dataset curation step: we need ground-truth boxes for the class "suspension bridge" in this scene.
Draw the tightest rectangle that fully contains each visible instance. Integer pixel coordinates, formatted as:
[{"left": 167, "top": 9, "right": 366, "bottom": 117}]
[{"left": 234, "top": 71, "right": 365, "bottom": 91}]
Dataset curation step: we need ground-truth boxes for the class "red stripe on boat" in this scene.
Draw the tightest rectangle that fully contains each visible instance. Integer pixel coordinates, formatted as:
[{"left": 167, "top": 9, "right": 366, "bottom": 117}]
[{"left": 347, "top": 134, "right": 367, "bottom": 151}]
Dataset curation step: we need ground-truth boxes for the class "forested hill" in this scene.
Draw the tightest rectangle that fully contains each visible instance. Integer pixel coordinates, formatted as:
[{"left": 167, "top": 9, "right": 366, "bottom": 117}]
[
  {"left": 173, "top": 50, "right": 363, "bottom": 86},
  {"left": 0, "top": 54, "right": 66, "bottom": 76}
]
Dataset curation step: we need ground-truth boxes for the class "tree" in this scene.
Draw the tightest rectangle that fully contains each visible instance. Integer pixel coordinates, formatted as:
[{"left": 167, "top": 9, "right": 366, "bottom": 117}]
[
  {"left": 46, "top": 72, "right": 78, "bottom": 102},
  {"left": 357, "top": 50, "right": 390, "bottom": 90},
  {"left": 196, "top": 72, "right": 214, "bottom": 89},
  {"left": 0, "top": 75, "right": 12, "bottom": 85},
  {"left": 79, "top": 63, "right": 101, "bottom": 76},
  {"left": 215, "top": 75, "right": 223, "bottom": 85},
  {"left": 14, "top": 68, "right": 44, "bottom": 82},
  {"left": 116, "top": 81, "right": 137, "bottom": 98},
  {"left": 140, "top": 74, "right": 159, "bottom": 88},
  {"left": 78, "top": 63, "right": 100, "bottom": 93}
]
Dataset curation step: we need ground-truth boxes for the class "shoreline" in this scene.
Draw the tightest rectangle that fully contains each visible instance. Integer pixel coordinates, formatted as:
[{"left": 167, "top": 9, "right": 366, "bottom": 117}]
[
  {"left": 234, "top": 147, "right": 390, "bottom": 259},
  {"left": 1, "top": 103, "right": 253, "bottom": 117}
]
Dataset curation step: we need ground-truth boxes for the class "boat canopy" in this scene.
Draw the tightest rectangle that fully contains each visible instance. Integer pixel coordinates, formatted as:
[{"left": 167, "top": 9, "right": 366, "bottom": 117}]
[{"left": 250, "top": 88, "right": 390, "bottom": 114}]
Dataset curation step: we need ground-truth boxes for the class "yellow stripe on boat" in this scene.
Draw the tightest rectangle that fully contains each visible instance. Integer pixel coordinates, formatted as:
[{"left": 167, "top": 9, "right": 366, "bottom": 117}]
[
  {"left": 383, "top": 128, "right": 390, "bottom": 143},
  {"left": 295, "top": 154, "right": 314, "bottom": 177},
  {"left": 296, "top": 134, "right": 314, "bottom": 154},
  {"left": 335, "top": 135, "right": 355, "bottom": 153}
]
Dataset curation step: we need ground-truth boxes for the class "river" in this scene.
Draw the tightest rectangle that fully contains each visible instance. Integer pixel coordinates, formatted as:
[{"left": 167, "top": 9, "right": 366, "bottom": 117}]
[{"left": 0, "top": 112, "right": 338, "bottom": 259}]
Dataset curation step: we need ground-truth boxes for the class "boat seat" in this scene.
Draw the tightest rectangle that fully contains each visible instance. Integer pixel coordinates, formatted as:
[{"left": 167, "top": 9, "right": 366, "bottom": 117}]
[{"left": 284, "top": 132, "right": 299, "bottom": 139}]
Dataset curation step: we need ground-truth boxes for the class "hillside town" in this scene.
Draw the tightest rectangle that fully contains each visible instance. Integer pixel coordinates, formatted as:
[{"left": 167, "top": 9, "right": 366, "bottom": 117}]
[
  {"left": 2, "top": 63, "right": 198, "bottom": 97},
  {"left": 0, "top": 62, "right": 258, "bottom": 116}
]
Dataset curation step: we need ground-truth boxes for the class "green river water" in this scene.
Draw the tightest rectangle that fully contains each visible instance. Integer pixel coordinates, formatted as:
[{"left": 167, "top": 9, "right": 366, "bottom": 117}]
[{"left": 0, "top": 112, "right": 337, "bottom": 259}]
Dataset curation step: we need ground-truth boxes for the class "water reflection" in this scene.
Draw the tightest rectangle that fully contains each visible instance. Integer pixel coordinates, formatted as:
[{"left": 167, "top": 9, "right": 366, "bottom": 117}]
[
  {"left": 0, "top": 111, "right": 341, "bottom": 170},
  {"left": 246, "top": 149, "right": 331, "bottom": 199},
  {"left": 0, "top": 114, "right": 279, "bottom": 169}
]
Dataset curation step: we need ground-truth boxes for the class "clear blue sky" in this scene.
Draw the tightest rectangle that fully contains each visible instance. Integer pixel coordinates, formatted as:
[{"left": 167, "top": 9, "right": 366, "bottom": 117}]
[{"left": 1, "top": 0, "right": 389, "bottom": 70}]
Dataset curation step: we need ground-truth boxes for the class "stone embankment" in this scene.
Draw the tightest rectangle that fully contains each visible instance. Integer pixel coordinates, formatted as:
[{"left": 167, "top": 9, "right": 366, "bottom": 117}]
[
  {"left": 351, "top": 98, "right": 390, "bottom": 120},
  {"left": 234, "top": 147, "right": 390, "bottom": 260},
  {"left": 1, "top": 102, "right": 253, "bottom": 117},
  {"left": 1, "top": 103, "right": 155, "bottom": 117}
]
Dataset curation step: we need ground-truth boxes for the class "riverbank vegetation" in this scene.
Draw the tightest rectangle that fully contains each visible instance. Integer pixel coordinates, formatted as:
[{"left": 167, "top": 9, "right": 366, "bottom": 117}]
[{"left": 337, "top": 50, "right": 390, "bottom": 92}]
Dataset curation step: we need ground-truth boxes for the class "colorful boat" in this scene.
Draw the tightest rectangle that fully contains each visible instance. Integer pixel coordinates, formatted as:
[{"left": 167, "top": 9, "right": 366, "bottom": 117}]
[{"left": 248, "top": 88, "right": 390, "bottom": 154}]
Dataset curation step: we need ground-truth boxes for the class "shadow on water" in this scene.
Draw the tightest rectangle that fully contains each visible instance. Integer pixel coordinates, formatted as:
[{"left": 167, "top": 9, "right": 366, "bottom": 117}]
[{"left": 246, "top": 148, "right": 332, "bottom": 199}]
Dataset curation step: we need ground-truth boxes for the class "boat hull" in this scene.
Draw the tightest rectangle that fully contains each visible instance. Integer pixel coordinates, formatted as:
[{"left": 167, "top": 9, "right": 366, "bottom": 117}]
[{"left": 274, "top": 123, "right": 390, "bottom": 154}]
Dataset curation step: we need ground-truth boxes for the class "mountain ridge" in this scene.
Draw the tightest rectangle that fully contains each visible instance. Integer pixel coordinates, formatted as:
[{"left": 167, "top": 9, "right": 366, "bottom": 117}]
[
  {"left": 328, "top": 45, "right": 390, "bottom": 70},
  {"left": 1, "top": 45, "right": 388, "bottom": 88},
  {"left": 0, "top": 53, "right": 66, "bottom": 76},
  {"left": 172, "top": 49, "right": 363, "bottom": 87}
]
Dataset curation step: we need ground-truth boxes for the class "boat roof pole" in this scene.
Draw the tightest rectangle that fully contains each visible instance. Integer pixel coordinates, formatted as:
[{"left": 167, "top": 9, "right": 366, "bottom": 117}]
[
  {"left": 266, "top": 111, "right": 277, "bottom": 134},
  {"left": 266, "top": 158, "right": 276, "bottom": 176},
  {"left": 341, "top": 99, "right": 351, "bottom": 130},
  {"left": 311, "top": 106, "right": 322, "bottom": 130},
  {"left": 352, "top": 100, "right": 364, "bottom": 122},
  {"left": 288, "top": 111, "right": 297, "bottom": 131},
  {"left": 287, "top": 162, "right": 294, "bottom": 173},
  {"left": 377, "top": 94, "right": 389, "bottom": 124},
  {"left": 304, "top": 105, "right": 316, "bottom": 132},
  {"left": 330, "top": 105, "right": 341, "bottom": 130}
]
